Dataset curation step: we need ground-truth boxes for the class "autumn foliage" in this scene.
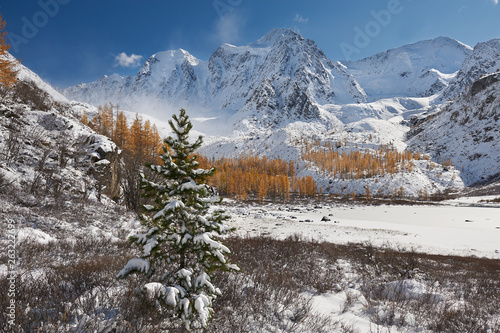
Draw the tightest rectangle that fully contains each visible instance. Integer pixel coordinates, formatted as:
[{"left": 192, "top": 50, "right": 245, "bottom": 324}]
[
  {"left": 0, "top": 14, "right": 18, "bottom": 89},
  {"left": 301, "top": 139, "right": 428, "bottom": 180},
  {"left": 82, "top": 106, "right": 455, "bottom": 203},
  {"left": 83, "top": 105, "right": 319, "bottom": 202},
  {"left": 198, "top": 155, "right": 318, "bottom": 201},
  {"left": 84, "top": 104, "right": 162, "bottom": 164}
]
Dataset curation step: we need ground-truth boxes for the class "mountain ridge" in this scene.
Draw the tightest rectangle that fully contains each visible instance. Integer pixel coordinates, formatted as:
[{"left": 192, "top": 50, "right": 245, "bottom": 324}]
[
  {"left": 12, "top": 29, "right": 500, "bottom": 195},
  {"left": 441, "top": 38, "right": 500, "bottom": 101},
  {"left": 63, "top": 32, "right": 475, "bottom": 112},
  {"left": 344, "top": 36, "right": 473, "bottom": 101},
  {"left": 408, "top": 71, "right": 500, "bottom": 185},
  {"left": 64, "top": 28, "right": 369, "bottom": 123}
]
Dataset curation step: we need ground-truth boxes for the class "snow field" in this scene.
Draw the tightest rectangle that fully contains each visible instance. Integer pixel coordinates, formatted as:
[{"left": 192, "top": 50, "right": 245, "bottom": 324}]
[
  {"left": 223, "top": 200, "right": 500, "bottom": 333},
  {"left": 226, "top": 201, "right": 500, "bottom": 259}
]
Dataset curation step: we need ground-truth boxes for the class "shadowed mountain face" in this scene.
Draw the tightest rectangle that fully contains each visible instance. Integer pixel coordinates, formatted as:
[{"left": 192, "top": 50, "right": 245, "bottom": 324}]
[
  {"left": 408, "top": 71, "right": 500, "bottom": 185},
  {"left": 441, "top": 38, "right": 500, "bottom": 101}
]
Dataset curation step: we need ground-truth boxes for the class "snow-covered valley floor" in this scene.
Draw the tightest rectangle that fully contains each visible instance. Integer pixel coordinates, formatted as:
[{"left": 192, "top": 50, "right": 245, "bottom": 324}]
[
  {"left": 226, "top": 198, "right": 500, "bottom": 259},
  {"left": 2, "top": 193, "right": 499, "bottom": 332},
  {"left": 224, "top": 199, "right": 500, "bottom": 333}
]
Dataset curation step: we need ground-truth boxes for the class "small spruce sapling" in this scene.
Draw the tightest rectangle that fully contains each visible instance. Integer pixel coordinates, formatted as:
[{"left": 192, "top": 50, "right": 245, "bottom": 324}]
[{"left": 117, "top": 109, "right": 239, "bottom": 330}]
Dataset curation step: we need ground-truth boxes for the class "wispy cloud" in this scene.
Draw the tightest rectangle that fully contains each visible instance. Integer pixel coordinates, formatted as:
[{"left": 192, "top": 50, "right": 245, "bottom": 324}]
[
  {"left": 114, "top": 52, "right": 143, "bottom": 68},
  {"left": 294, "top": 14, "right": 309, "bottom": 23},
  {"left": 213, "top": 12, "right": 246, "bottom": 44},
  {"left": 489, "top": 0, "right": 498, "bottom": 5}
]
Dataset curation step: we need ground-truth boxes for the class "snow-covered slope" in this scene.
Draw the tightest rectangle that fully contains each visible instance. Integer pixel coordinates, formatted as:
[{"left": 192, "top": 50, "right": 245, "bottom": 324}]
[
  {"left": 441, "top": 38, "right": 500, "bottom": 101},
  {"left": 344, "top": 37, "right": 472, "bottom": 101},
  {"left": 4, "top": 52, "right": 69, "bottom": 103},
  {"left": 63, "top": 49, "right": 209, "bottom": 113},
  {"left": 0, "top": 102, "right": 116, "bottom": 192},
  {"left": 0, "top": 60, "right": 119, "bottom": 206},
  {"left": 63, "top": 73, "right": 132, "bottom": 107},
  {"left": 63, "top": 33, "right": 477, "bottom": 134},
  {"left": 408, "top": 71, "right": 500, "bottom": 185}
]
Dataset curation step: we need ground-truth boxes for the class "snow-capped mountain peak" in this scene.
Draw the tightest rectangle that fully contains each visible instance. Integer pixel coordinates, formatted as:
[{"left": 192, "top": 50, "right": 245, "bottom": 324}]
[
  {"left": 64, "top": 29, "right": 367, "bottom": 127},
  {"left": 136, "top": 48, "right": 204, "bottom": 84},
  {"left": 344, "top": 36, "right": 473, "bottom": 101},
  {"left": 251, "top": 28, "right": 303, "bottom": 47},
  {"left": 145, "top": 48, "right": 201, "bottom": 70},
  {"left": 441, "top": 38, "right": 500, "bottom": 101}
]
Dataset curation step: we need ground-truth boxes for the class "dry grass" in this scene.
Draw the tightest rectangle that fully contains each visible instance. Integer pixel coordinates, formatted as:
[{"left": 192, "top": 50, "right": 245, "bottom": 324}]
[{"left": 1, "top": 234, "right": 499, "bottom": 332}]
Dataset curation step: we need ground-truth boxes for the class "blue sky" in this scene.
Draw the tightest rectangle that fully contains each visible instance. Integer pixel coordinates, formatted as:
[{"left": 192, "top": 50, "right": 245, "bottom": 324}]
[{"left": 1, "top": 0, "right": 500, "bottom": 88}]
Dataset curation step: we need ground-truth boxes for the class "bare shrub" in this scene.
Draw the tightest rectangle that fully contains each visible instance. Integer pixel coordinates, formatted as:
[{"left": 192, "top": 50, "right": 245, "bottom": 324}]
[
  {"left": 341, "top": 289, "right": 360, "bottom": 313},
  {"left": 2, "top": 119, "right": 22, "bottom": 165},
  {"left": 2, "top": 231, "right": 500, "bottom": 332},
  {"left": 354, "top": 243, "right": 500, "bottom": 332},
  {"left": 353, "top": 242, "right": 421, "bottom": 281},
  {"left": 55, "top": 130, "right": 73, "bottom": 169},
  {"left": 225, "top": 235, "right": 344, "bottom": 294},
  {"left": 11, "top": 80, "right": 52, "bottom": 111},
  {"left": 429, "top": 302, "right": 491, "bottom": 333},
  {"left": 210, "top": 272, "right": 322, "bottom": 332}
]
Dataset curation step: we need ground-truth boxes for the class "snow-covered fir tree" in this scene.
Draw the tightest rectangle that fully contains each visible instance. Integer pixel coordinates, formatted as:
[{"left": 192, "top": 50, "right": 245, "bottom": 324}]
[{"left": 117, "top": 109, "right": 239, "bottom": 330}]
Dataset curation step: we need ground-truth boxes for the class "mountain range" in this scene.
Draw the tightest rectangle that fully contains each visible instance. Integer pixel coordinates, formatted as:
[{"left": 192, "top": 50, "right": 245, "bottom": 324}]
[
  {"left": 62, "top": 30, "right": 477, "bottom": 120},
  {"left": 6, "top": 28, "right": 500, "bottom": 195},
  {"left": 63, "top": 29, "right": 368, "bottom": 131}
]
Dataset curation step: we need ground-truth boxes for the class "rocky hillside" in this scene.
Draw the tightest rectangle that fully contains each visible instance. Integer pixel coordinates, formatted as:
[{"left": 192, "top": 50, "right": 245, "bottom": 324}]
[
  {"left": 408, "top": 71, "right": 500, "bottom": 185},
  {"left": 0, "top": 58, "right": 121, "bottom": 209},
  {"left": 441, "top": 38, "right": 500, "bottom": 101}
]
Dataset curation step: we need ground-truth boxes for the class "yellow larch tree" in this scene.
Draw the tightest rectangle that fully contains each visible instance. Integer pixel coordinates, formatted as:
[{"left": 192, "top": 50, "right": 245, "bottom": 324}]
[
  {"left": 0, "top": 14, "right": 18, "bottom": 90},
  {"left": 113, "top": 110, "right": 130, "bottom": 149},
  {"left": 80, "top": 110, "right": 89, "bottom": 126},
  {"left": 142, "top": 119, "right": 154, "bottom": 161},
  {"left": 88, "top": 107, "right": 103, "bottom": 133},
  {"left": 129, "top": 113, "right": 144, "bottom": 159},
  {"left": 149, "top": 124, "right": 163, "bottom": 164},
  {"left": 101, "top": 103, "right": 114, "bottom": 138}
]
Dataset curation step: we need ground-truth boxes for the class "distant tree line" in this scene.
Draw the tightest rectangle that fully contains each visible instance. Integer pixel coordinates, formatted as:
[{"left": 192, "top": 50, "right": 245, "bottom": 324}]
[
  {"left": 198, "top": 155, "right": 318, "bottom": 201},
  {"left": 301, "top": 139, "right": 431, "bottom": 179}
]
